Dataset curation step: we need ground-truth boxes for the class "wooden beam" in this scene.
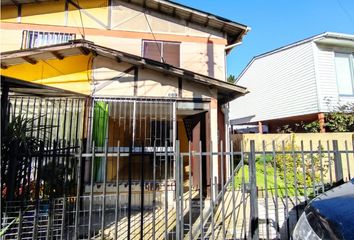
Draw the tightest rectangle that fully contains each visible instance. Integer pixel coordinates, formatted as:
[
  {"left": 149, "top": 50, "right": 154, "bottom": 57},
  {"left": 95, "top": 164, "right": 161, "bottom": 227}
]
[
  {"left": 78, "top": 47, "right": 90, "bottom": 55},
  {"left": 51, "top": 51, "right": 64, "bottom": 60},
  {"left": 134, "top": 66, "right": 139, "bottom": 96},
  {"left": 22, "top": 56, "right": 37, "bottom": 64},
  {"left": 1, "top": 63, "right": 8, "bottom": 69},
  {"left": 204, "top": 18, "right": 209, "bottom": 27},
  {"left": 188, "top": 12, "right": 193, "bottom": 22},
  {"left": 10, "top": 0, "right": 19, "bottom": 6},
  {"left": 178, "top": 77, "right": 182, "bottom": 98},
  {"left": 172, "top": 7, "right": 176, "bottom": 18},
  {"left": 107, "top": 0, "right": 112, "bottom": 30},
  {"left": 318, "top": 112, "right": 326, "bottom": 133},
  {"left": 17, "top": 4, "right": 21, "bottom": 23},
  {"left": 258, "top": 121, "right": 263, "bottom": 134}
]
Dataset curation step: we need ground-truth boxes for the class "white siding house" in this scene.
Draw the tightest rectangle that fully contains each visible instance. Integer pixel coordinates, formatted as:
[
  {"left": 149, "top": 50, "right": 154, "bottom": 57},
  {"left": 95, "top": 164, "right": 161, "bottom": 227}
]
[{"left": 230, "top": 32, "right": 354, "bottom": 132}]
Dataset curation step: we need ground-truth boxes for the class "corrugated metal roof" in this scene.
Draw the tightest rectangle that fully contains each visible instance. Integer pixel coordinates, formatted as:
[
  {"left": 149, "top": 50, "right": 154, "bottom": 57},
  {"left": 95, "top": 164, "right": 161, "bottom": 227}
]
[{"left": 1, "top": 40, "right": 247, "bottom": 103}]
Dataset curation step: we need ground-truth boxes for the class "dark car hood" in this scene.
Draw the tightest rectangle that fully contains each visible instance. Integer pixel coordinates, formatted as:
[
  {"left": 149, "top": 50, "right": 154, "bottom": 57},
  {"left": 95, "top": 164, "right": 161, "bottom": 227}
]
[{"left": 305, "top": 179, "right": 354, "bottom": 240}]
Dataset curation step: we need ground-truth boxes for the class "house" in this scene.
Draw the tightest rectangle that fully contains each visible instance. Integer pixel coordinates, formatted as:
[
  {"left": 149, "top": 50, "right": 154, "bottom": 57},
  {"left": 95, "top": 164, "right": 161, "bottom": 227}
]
[
  {"left": 0, "top": 0, "right": 249, "bottom": 203},
  {"left": 229, "top": 32, "right": 354, "bottom": 133}
]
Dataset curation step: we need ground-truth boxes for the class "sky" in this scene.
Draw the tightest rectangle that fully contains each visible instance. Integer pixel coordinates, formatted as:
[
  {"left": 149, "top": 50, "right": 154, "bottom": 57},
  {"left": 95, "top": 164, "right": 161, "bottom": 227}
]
[{"left": 174, "top": 0, "right": 354, "bottom": 78}]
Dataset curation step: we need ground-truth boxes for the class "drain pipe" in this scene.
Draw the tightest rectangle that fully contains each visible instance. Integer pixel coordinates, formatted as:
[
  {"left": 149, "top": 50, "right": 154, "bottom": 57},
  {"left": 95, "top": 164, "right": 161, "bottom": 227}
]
[{"left": 225, "top": 41, "right": 242, "bottom": 51}]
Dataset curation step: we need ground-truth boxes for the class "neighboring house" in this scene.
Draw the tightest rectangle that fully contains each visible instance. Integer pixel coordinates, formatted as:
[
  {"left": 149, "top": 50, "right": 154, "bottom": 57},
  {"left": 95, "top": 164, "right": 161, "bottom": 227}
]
[
  {"left": 0, "top": 0, "right": 249, "bottom": 198},
  {"left": 229, "top": 32, "right": 354, "bottom": 133}
]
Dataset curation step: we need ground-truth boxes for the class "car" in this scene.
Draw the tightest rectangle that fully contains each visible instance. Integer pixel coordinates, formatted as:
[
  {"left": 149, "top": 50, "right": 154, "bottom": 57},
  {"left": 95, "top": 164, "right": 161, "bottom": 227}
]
[{"left": 293, "top": 179, "right": 354, "bottom": 240}]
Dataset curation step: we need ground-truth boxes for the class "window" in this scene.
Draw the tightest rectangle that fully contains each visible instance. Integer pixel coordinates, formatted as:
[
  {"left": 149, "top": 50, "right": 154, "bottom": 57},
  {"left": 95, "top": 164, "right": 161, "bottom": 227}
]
[
  {"left": 335, "top": 53, "right": 354, "bottom": 95},
  {"left": 22, "top": 30, "right": 76, "bottom": 49},
  {"left": 142, "top": 40, "right": 180, "bottom": 67}
]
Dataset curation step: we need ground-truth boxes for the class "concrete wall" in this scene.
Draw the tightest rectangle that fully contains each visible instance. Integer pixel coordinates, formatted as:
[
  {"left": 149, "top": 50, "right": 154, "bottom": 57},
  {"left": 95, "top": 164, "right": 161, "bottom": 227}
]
[{"left": 1, "top": 0, "right": 227, "bottom": 80}]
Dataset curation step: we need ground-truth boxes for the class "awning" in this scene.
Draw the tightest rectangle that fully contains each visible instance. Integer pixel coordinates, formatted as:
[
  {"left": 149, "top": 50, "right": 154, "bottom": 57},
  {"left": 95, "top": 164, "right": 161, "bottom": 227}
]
[{"left": 1, "top": 40, "right": 247, "bottom": 104}]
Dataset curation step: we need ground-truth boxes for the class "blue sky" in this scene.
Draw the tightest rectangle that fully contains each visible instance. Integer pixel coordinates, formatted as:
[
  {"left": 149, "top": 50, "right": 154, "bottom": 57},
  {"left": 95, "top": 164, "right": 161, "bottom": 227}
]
[{"left": 175, "top": 0, "right": 354, "bottom": 78}]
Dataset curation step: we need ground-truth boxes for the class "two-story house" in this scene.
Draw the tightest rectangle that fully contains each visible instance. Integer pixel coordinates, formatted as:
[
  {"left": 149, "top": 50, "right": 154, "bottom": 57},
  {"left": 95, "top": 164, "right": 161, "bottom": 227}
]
[
  {"left": 229, "top": 32, "right": 354, "bottom": 133},
  {"left": 0, "top": 0, "right": 249, "bottom": 202}
]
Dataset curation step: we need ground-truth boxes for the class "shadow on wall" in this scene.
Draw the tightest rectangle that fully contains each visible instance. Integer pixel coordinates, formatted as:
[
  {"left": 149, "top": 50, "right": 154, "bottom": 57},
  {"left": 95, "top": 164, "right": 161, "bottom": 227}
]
[{"left": 207, "top": 39, "right": 215, "bottom": 78}]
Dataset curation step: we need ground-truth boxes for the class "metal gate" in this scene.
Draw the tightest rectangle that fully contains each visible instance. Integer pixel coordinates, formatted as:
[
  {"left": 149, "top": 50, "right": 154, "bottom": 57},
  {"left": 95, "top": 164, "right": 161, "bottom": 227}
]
[{"left": 2, "top": 136, "right": 353, "bottom": 239}]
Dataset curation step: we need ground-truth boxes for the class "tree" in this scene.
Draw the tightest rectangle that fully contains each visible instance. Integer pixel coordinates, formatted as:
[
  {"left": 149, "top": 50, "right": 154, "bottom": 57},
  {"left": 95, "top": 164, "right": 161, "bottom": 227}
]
[{"left": 227, "top": 74, "right": 237, "bottom": 84}]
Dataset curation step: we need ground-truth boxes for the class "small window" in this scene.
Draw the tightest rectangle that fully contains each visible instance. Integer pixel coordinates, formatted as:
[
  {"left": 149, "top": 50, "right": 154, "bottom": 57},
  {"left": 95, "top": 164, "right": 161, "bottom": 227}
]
[
  {"left": 335, "top": 53, "right": 354, "bottom": 96},
  {"left": 142, "top": 40, "right": 180, "bottom": 67},
  {"left": 22, "top": 30, "right": 76, "bottom": 49}
]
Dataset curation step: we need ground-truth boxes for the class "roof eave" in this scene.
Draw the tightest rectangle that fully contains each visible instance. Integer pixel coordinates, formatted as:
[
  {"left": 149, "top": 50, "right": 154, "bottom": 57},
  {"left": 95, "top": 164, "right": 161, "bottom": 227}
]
[{"left": 1, "top": 40, "right": 247, "bottom": 102}]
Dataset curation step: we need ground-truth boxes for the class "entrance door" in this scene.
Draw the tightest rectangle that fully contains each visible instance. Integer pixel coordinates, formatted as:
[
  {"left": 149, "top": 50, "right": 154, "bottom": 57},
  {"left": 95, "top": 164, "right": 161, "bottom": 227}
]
[
  {"left": 91, "top": 99, "right": 175, "bottom": 182},
  {"left": 183, "top": 112, "right": 207, "bottom": 196}
]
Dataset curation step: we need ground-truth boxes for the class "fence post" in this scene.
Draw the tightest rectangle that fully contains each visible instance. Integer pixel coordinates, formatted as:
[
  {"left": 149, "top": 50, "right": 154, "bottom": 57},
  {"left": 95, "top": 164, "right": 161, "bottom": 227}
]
[
  {"left": 33, "top": 141, "right": 44, "bottom": 239},
  {"left": 74, "top": 141, "right": 82, "bottom": 240},
  {"left": 333, "top": 140, "right": 343, "bottom": 183},
  {"left": 175, "top": 140, "right": 181, "bottom": 240},
  {"left": 249, "top": 140, "right": 259, "bottom": 240}
]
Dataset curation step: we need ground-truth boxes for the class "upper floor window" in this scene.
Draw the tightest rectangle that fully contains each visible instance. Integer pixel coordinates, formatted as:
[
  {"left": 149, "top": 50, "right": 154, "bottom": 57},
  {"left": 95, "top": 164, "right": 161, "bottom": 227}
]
[
  {"left": 22, "top": 30, "right": 76, "bottom": 49},
  {"left": 335, "top": 53, "right": 354, "bottom": 96},
  {"left": 142, "top": 40, "right": 180, "bottom": 67}
]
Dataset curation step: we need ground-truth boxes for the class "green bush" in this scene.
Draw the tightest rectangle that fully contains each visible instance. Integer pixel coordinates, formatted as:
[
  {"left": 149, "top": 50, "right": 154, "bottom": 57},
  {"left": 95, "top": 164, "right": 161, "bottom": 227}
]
[{"left": 234, "top": 140, "right": 330, "bottom": 197}]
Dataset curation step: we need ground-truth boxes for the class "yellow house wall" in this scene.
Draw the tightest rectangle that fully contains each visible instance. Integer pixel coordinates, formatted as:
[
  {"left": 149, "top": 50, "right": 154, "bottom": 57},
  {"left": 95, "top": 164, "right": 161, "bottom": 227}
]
[
  {"left": 21, "top": 1, "right": 67, "bottom": 26},
  {"left": 1, "top": 0, "right": 227, "bottom": 80},
  {"left": 0, "top": 54, "right": 92, "bottom": 95},
  {"left": 67, "top": 0, "right": 108, "bottom": 29}
]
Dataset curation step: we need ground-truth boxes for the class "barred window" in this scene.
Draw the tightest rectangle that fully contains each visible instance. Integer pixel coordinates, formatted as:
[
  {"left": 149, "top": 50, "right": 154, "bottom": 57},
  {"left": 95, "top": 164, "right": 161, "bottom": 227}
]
[{"left": 22, "top": 30, "right": 76, "bottom": 49}]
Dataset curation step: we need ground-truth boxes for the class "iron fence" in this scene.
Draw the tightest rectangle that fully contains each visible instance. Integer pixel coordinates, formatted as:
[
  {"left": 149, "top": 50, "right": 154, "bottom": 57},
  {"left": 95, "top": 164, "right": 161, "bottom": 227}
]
[{"left": 1, "top": 139, "right": 353, "bottom": 240}]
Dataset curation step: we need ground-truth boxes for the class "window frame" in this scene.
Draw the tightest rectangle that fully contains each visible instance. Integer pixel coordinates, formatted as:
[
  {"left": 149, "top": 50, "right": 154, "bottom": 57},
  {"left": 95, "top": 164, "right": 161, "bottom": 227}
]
[
  {"left": 21, "top": 30, "right": 76, "bottom": 49},
  {"left": 141, "top": 40, "right": 181, "bottom": 67},
  {"left": 334, "top": 52, "right": 354, "bottom": 97}
]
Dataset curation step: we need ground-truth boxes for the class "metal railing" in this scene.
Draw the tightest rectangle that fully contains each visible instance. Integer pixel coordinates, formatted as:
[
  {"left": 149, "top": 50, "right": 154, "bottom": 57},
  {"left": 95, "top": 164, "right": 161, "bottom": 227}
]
[
  {"left": 1, "top": 139, "right": 353, "bottom": 239},
  {"left": 21, "top": 30, "right": 76, "bottom": 49}
]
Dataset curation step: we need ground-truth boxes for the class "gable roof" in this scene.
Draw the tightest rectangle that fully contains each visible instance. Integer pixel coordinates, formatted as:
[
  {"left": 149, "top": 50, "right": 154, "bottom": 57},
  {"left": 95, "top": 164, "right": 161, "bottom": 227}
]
[
  {"left": 237, "top": 32, "right": 354, "bottom": 82},
  {"left": 0, "top": 40, "right": 247, "bottom": 104},
  {"left": 1, "top": 0, "right": 249, "bottom": 46}
]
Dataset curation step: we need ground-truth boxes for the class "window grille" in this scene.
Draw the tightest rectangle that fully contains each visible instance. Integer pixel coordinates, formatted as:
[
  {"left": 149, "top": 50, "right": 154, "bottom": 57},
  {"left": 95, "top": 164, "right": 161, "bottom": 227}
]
[{"left": 21, "top": 30, "right": 76, "bottom": 49}]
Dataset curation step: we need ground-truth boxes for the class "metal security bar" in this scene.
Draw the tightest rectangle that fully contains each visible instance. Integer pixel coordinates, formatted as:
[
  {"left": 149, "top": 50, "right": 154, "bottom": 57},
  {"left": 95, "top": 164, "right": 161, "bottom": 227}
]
[
  {"left": 1, "top": 97, "right": 85, "bottom": 204},
  {"left": 1, "top": 139, "right": 353, "bottom": 239},
  {"left": 21, "top": 30, "right": 76, "bottom": 49},
  {"left": 7, "top": 96, "right": 85, "bottom": 143}
]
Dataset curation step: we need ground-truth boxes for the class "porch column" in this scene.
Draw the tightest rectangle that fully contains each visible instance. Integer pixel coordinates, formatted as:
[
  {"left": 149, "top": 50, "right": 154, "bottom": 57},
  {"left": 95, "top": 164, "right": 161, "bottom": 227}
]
[
  {"left": 258, "top": 121, "right": 263, "bottom": 134},
  {"left": 223, "top": 104, "right": 231, "bottom": 180},
  {"left": 210, "top": 97, "right": 219, "bottom": 199},
  {"left": 318, "top": 113, "right": 325, "bottom": 133}
]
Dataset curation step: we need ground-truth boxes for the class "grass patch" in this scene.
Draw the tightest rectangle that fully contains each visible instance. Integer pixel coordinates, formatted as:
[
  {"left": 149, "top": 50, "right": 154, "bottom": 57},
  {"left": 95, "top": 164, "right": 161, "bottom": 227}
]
[{"left": 234, "top": 161, "right": 311, "bottom": 198}]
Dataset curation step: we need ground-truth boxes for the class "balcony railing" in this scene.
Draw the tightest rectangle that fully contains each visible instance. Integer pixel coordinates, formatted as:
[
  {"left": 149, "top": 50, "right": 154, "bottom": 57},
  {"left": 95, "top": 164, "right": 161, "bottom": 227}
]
[{"left": 21, "top": 30, "right": 76, "bottom": 49}]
